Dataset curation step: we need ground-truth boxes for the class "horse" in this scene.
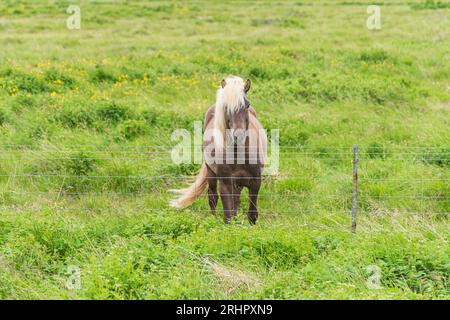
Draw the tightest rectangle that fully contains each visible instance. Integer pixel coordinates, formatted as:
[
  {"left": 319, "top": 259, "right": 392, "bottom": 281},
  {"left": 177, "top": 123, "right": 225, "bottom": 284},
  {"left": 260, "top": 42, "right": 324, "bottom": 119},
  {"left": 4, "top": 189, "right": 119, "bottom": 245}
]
[{"left": 170, "top": 75, "right": 267, "bottom": 224}]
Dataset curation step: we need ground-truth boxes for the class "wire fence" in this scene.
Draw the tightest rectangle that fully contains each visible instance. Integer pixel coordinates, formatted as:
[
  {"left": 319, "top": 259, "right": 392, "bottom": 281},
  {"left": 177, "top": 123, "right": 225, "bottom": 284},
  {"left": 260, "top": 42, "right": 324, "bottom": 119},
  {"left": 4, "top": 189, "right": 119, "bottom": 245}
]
[
  {"left": 0, "top": 144, "right": 448, "bottom": 229},
  {"left": 0, "top": 145, "right": 448, "bottom": 161}
]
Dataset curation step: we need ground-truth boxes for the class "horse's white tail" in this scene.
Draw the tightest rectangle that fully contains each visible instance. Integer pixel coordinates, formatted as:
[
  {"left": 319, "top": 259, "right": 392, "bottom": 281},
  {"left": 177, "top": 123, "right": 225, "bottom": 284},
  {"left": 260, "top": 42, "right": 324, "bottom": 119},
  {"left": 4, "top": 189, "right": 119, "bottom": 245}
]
[{"left": 169, "top": 163, "right": 208, "bottom": 209}]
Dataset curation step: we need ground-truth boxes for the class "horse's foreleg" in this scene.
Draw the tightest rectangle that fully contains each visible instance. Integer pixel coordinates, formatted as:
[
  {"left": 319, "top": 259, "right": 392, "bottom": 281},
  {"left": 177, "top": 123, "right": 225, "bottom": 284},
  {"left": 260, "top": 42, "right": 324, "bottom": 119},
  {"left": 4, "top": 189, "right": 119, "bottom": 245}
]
[
  {"left": 247, "top": 178, "right": 261, "bottom": 225},
  {"left": 219, "top": 178, "right": 234, "bottom": 223},
  {"left": 207, "top": 175, "right": 218, "bottom": 215},
  {"left": 232, "top": 184, "right": 242, "bottom": 218}
]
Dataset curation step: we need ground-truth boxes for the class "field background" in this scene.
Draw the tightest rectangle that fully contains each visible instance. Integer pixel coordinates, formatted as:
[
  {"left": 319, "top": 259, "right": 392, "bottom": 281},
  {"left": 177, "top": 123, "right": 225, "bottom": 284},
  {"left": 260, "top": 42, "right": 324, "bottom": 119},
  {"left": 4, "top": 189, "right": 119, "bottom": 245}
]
[{"left": 0, "top": 0, "right": 449, "bottom": 299}]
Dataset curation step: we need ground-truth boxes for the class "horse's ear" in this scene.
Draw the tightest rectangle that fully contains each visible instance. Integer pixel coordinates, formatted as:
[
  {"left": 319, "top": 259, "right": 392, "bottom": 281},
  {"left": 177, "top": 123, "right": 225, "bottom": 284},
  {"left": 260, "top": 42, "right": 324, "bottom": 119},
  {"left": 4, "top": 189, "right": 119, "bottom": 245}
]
[
  {"left": 244, "top": 79, "right": 251, "bottom": 93},
  {"left": 221, "top": 79, "right": 226, "bottom": 88}
]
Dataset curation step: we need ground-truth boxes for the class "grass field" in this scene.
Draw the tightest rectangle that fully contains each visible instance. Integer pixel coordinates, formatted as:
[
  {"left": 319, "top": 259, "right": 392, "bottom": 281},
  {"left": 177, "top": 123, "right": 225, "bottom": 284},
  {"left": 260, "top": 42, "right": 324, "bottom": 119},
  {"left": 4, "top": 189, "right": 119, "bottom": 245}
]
[{"left": 0, "top": 0, "right": 449, "bottom": 299}]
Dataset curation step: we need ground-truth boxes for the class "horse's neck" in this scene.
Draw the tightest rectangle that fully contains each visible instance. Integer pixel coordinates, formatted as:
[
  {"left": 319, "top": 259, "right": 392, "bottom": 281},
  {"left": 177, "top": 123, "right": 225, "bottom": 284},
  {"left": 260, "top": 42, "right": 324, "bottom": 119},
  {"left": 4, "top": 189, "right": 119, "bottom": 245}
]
[
  {"left": 204, "top": 106, "right": 267, "bottom": 150},
  {"left": 205, "top": 105, "right": 257, "bottom": 129},
  {"left": 203, "top": 105, "right": 265, "bottom": 138}
]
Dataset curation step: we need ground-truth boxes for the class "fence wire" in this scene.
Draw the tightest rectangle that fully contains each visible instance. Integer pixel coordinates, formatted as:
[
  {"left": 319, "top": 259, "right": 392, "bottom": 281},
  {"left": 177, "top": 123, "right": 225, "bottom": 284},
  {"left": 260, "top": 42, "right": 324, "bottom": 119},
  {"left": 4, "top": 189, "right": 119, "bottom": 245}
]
[{"left": 0, "top": 145, "right": 448, "bottom": 219}]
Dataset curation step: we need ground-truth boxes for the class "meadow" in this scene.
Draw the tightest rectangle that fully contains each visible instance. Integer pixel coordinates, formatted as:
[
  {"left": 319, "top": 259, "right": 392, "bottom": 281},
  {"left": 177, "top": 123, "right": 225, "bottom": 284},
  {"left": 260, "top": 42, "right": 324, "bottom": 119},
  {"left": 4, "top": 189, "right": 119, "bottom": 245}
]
[{"left": 0, "top": 0, "right": 448, "bottom": 299}]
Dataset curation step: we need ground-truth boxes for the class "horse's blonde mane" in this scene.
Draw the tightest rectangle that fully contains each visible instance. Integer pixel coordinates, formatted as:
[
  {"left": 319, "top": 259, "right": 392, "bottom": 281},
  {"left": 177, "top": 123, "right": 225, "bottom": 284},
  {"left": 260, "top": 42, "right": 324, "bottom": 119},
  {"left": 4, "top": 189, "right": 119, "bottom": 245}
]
[{"left": 214, "top": 75, "right": 246, "bottom": 149}]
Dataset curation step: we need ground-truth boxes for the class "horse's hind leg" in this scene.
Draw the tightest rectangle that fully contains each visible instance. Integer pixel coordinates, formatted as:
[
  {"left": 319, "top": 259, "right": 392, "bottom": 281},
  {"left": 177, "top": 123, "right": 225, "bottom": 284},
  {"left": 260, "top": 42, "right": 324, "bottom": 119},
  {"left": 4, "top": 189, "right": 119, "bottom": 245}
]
[
  {"left": 207, "top": 169, "right": 218, "bottom": 215},
  {"left": 247, "top": 178, "right": 261, "bottom": 225}
]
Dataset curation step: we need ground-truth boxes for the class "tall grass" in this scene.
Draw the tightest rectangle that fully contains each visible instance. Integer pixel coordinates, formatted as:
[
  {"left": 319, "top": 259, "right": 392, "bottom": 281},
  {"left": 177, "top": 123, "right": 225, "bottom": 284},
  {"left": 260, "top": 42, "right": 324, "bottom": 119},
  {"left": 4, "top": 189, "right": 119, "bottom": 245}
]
[{"left": 0, "top": 0, "right": 448, "bottom": 299}]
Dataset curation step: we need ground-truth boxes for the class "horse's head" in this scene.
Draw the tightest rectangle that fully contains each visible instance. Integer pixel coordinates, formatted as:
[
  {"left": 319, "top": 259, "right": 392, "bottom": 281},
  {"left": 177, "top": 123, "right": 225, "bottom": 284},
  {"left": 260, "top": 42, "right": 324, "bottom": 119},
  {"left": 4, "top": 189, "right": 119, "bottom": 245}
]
[
  {"left": 222, "top": 78, "right": 251, "bottom": 133},
  {"left": 214, "top": 76, "right": 252, "bottom": 148}
]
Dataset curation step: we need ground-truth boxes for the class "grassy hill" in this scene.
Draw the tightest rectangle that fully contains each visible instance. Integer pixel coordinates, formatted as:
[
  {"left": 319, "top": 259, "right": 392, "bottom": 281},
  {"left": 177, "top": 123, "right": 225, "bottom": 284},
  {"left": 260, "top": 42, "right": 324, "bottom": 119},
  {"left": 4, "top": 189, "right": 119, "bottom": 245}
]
[{"left": 0, "top": 0, "right": 448, "bottom": 299}]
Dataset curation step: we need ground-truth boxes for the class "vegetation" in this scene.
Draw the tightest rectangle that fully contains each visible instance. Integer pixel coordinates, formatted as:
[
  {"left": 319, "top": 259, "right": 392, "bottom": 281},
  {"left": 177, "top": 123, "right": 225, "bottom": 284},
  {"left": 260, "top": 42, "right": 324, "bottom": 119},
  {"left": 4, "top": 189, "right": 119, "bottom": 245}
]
[{"left": 0, "top": 0, "right": 448, "bottom": 299}]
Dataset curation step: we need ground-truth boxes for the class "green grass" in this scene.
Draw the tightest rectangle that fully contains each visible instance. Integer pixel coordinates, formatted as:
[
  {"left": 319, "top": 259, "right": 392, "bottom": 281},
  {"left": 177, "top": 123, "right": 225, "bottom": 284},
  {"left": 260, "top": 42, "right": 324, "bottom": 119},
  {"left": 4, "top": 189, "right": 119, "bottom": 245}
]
[{"left": 0, "top": 0, "right": 449, "bottom": 299}]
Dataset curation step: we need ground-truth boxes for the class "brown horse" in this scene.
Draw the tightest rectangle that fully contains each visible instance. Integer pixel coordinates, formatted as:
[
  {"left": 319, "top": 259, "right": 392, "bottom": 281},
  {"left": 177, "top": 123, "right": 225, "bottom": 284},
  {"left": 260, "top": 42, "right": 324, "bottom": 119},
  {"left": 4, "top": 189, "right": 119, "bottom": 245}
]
[{"left": 170, "top": 76, "right": 267, "bottom": 224}]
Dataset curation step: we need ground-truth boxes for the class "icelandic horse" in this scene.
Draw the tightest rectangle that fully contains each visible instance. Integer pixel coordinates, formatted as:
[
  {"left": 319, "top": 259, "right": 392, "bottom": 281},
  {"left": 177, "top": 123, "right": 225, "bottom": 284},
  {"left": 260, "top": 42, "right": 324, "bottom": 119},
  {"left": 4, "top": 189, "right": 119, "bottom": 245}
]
[{"left": 170, "top": 76, "right": 267, "bottom": 224}]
